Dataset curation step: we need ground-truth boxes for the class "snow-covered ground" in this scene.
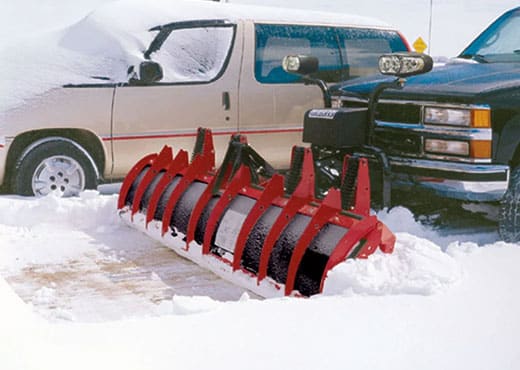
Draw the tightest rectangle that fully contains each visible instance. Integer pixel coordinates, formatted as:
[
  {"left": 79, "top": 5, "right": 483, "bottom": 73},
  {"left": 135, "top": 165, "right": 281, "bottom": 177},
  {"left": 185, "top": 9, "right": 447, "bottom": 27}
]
[
  {"left": 1, "top": 1, "right": 520, "bottom": 369},
  {"left": 1, "top": 191, "right": 519, "bottom": 370}
]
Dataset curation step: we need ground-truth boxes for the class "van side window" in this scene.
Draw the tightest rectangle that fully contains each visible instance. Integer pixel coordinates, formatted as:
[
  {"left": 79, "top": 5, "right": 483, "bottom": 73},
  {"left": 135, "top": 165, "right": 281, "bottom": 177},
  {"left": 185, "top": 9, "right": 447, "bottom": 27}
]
[
  {"left": 336, "top": 28, "right": 408, "bottom": 79},
  {"left": 153, "top": 26, "right": 235, "bottom": 83},
  {"left": 255, "top": 24, "right": 344, "bottom": 84}
]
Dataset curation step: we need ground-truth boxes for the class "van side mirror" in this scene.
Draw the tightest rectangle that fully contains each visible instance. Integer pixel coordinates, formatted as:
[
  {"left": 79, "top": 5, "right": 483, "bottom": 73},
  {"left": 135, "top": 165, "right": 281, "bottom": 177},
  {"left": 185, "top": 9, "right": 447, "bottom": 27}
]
[
  {"left": 129, "top": 61, "right": 164, "bottom": 85},
  {"left": 378, "top": 52, "right": 433, "bottom": 78},
  {"left": 282, "top": 55, "right": 319, "bottom": 76},
  {"left": 139, "top": 60, "right": 163, "bottom": 83}
]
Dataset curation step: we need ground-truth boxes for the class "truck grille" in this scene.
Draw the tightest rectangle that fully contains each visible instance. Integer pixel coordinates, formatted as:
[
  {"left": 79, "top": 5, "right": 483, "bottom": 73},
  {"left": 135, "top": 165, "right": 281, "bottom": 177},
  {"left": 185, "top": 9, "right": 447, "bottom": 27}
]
[
  {"left": 341, "top": 99, "right": 421, "bottom": 124},
  {"left": 340, "top": 98, "right": 423, "bottom": 156},
  {"left": 373, "top": 130, "right": 422, "bottom": 156},
  {"left": 375, "top": 103, "right": 421, "bottom": 124}
]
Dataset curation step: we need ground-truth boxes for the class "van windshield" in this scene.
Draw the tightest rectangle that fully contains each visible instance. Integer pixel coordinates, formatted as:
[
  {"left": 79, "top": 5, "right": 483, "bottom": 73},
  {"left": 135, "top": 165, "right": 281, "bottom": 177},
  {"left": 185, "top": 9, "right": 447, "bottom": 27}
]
[
  {"left": 153, "top": 26, "right": 235, "bottom": 82},
  {"left": 459, "top": 8, "right": 520, "bottom": 63}
]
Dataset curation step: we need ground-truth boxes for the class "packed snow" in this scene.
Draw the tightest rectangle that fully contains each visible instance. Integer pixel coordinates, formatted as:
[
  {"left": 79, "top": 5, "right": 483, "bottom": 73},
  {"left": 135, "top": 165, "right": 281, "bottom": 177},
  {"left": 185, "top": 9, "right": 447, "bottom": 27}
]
[
  {"left": 1, "top": 191, "right": 520, "bottom": 370},
  {"left": 1, "top": 1, "right": 520, "bottom": 369}
]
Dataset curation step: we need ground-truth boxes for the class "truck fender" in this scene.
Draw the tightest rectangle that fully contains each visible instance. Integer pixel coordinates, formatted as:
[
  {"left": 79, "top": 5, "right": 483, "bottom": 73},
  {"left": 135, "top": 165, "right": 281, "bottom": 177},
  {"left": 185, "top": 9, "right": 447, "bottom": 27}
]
[{"left": 495, "top": 115, "right": 520, "bottom": 165}]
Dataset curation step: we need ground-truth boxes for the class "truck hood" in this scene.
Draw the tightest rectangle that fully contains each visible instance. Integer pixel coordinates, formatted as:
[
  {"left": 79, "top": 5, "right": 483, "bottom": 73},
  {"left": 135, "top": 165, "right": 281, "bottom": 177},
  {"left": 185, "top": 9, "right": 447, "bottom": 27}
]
[{"left": 335, "top": 60, "right": 520, "bottom": 103}]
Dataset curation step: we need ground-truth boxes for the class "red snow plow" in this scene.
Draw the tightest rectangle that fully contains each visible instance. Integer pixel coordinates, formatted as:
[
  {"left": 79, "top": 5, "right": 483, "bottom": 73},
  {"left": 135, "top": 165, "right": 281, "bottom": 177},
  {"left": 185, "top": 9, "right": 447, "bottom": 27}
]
[
  {"left": 117, "top": 52, "right": 434, "bottom": 297},
  {"left": 118, "top": 128, "right": 395, "bottom": 297}
]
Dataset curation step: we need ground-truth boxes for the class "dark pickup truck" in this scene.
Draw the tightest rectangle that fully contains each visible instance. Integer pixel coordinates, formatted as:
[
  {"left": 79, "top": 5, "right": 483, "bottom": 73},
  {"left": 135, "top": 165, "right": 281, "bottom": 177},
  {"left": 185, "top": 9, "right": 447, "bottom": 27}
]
[{"left": 328, "top": 7, "right": 520, "bottom": 240}]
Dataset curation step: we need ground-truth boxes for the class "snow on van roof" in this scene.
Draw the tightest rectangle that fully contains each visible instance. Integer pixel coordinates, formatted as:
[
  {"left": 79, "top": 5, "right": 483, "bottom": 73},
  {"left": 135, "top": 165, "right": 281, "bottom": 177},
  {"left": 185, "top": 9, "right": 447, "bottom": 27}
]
[
  {"left": 0, "top": 0, "right": 392, "bottom": 113},
  {"left": 82, "top": 0, "right": 392, "bottom": 31},
  {"left": 152, "top": 0, "right": 391, "bottom": 28}
]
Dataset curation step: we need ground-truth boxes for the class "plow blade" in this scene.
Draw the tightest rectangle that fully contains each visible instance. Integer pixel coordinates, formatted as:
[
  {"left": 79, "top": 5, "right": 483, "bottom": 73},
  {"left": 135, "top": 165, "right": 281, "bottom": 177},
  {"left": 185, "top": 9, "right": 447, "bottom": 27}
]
[{"left": 118, "top": 128, "right": 395, "bottom": 297}]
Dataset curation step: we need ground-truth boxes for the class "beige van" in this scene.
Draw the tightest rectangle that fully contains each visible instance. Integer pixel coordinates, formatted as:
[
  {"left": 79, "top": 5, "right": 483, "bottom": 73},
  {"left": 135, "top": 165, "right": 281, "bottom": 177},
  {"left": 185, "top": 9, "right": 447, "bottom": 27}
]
[{"left": 0, "top": 1, "right": 409, "bottom": 196}]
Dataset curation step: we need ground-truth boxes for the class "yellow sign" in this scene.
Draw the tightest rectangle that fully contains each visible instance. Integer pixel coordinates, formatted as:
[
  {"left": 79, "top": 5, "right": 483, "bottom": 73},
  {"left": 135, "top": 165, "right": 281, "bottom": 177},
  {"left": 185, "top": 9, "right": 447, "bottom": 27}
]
[{"left": 413, "top": 37, "right": 427, "bottom": 53}]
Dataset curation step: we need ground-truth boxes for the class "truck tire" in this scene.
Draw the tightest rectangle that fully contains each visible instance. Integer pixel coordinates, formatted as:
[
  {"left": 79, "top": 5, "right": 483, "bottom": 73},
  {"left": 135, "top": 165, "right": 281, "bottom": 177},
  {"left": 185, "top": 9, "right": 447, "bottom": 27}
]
[
  {"left": 12, "top": 139, "right": 98, "bottom": 197},
  {"left": 498, "top": 166, "right": 520, "bottom": 242}
]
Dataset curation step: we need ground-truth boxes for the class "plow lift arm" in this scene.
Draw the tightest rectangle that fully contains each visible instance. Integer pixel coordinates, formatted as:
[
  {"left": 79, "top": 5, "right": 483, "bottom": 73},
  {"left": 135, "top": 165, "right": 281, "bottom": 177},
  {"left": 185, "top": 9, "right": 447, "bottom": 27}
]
[
  {"left": 282, "top": 53, "right": 433, "bottom": 208},
  {"left": 118, "top": 127, "right": 394, "bottom": 297}
]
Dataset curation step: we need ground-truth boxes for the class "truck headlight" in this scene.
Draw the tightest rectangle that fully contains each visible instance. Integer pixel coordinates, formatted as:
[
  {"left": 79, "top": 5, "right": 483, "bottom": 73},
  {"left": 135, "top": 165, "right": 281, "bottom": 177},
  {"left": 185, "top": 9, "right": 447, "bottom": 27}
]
[
  {"left": 424, "top": 107, "right": 490, "bottom": 128},
  {"left": 378, "top": 53, "right": 433, "bottom": 77},
  {"left": 425, "top": 139, "right": 469, "bottom": 156},
  {"left": 330, "top": 98, "right": 342, "bottom": 109}
]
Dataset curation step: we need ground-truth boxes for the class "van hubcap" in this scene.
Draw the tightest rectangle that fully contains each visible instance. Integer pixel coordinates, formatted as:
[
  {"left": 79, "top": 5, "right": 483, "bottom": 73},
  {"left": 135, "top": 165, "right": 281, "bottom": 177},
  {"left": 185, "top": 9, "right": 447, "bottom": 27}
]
[{"left": 32, "top": 156, "right": 85, "bottom": 196}]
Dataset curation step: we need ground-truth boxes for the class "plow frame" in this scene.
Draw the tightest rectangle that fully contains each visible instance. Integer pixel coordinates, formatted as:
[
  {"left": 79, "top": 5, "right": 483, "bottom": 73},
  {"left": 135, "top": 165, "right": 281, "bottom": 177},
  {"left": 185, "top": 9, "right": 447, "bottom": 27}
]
[{"left": 118, "top": 128, "right": 395, "bottom": 297}]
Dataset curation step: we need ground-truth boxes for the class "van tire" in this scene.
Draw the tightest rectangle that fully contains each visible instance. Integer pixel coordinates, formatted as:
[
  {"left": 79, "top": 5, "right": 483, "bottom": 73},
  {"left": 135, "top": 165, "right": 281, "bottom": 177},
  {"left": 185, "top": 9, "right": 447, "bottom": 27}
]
[
  {"left": 12, "top": 139, "right": 98, "bottom": 196},
  {"left": 498, "top": 165, "right": 520, "bottom": 242}
]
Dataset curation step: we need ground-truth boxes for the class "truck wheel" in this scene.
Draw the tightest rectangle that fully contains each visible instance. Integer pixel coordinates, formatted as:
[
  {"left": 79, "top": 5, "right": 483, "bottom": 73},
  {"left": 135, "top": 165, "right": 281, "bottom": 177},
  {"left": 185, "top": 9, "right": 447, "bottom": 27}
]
[
  {"left": 12, "top": 139, "right": 98, "bottom": 197},
  {"left": 498, "top": 166, "right": 520, "bottom": 242}
]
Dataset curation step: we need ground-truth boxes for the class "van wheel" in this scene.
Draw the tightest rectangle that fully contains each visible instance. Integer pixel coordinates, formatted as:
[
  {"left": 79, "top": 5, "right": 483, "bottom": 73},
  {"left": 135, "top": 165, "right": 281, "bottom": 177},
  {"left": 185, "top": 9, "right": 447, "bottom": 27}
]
[
  {"left": 12, "top": 139, "right": 98, "bottom": 197},
  {"left": 498, "top": 166, "right": 520, "bottom": 242}
]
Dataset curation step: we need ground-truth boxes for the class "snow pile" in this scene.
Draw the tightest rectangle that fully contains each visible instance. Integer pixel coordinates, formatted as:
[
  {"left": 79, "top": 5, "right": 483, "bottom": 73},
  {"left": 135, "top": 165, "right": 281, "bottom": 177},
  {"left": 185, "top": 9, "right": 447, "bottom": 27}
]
[
  {"left": 323, "top": 233, "right": 461, "bottom": 296},
  {"left": 171, "top": 294, "right": 223, "bottom": 315},
  {"left": 0, "top": 192, "right": 120, "bottom": 270},
  {"left": 377, "top": 206, "right": 499, "bottom": 248},
  {"left": 32, "top": 286, "right": 58, "bottom": 306},
  {"left": 0, "top": 191, "right": 118, "bottom": 229}
]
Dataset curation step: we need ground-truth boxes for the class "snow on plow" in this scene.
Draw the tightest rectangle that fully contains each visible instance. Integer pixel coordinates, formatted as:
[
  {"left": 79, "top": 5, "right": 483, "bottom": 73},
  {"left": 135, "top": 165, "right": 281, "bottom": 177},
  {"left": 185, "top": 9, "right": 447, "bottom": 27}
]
[{"left": 118, "top": 128, "right": 395, "bottom": 297}]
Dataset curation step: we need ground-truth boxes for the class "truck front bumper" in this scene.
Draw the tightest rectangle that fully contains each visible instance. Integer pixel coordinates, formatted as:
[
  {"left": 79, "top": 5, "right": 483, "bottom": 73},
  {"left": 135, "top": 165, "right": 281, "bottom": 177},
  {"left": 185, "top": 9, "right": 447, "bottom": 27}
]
[{"left": 388, "top": 157, "right": 509, "bottom": 202}]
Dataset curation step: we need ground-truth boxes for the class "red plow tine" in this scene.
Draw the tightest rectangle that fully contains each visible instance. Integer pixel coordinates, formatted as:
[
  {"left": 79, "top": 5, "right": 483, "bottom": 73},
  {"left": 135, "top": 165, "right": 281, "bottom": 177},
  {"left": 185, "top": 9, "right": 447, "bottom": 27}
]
[
  {"left": 256, "top": 195, "right": 308, "bottom": 284},
  {"left": 192, "top": 127, "right": 216, "bottom": 170},
  {"left": 185, "top": 175, "right": 218, "bottom": 251},
  {"left": 159, "top": 128, "right": 216, "bottom": 236},
  {"left": 284, "top": 189, "right": 341, "bottom": 295},
  {"left": 257, "top": 147, "right": 315, "bottom": 284},
  {"left": 118, "top": 153, "right": 157, "bottom": 209},
  {"left": 130, "top": 146, "right": 173, "bottom": 218},
  {"left": 161, "top": 155, "right": 213, "bottom": 236},
  {"left": 145, "top": 150, "right": 189, "bottom": 226},
  {"left": 232, "top": 174, "right": 284, "bottom": 271}
]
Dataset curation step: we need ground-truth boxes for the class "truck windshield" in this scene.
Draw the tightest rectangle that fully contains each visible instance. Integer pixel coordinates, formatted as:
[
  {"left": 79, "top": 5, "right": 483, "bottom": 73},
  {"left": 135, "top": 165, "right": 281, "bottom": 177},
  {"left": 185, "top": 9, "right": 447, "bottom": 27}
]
[{"left": 459, "top": 8, "right": 520, "bottom": 63}]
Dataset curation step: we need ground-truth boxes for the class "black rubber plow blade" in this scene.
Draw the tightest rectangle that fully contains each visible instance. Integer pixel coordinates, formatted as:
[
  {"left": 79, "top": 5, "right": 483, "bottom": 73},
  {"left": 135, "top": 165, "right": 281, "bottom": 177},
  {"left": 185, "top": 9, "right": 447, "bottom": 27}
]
[{"left": 118, "top": 128, "right": 395, "bottom": 297}]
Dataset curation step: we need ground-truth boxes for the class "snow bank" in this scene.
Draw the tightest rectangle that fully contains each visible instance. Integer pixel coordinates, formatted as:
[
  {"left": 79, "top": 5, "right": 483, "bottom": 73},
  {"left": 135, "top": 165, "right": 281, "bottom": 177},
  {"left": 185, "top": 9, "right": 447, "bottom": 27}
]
[
  {"left": 0, "top": 192, "right": 120, "bottom": 270},
  {"left": 377, "top": 206, "right": 499, "bottom": 248},
  {"left": 0, "top": 191, "right": 118, "bottom": 229},
  {"left": 323, "top": 233, "right": 461, "bottom": 296}
]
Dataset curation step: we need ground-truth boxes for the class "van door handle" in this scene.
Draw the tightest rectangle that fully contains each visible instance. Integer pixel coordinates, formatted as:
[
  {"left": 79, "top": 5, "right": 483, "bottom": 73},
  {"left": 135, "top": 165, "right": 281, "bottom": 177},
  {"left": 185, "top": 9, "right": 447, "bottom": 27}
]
[{"left": 222, "top": 91, "right": 230, "bottom": 110}]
